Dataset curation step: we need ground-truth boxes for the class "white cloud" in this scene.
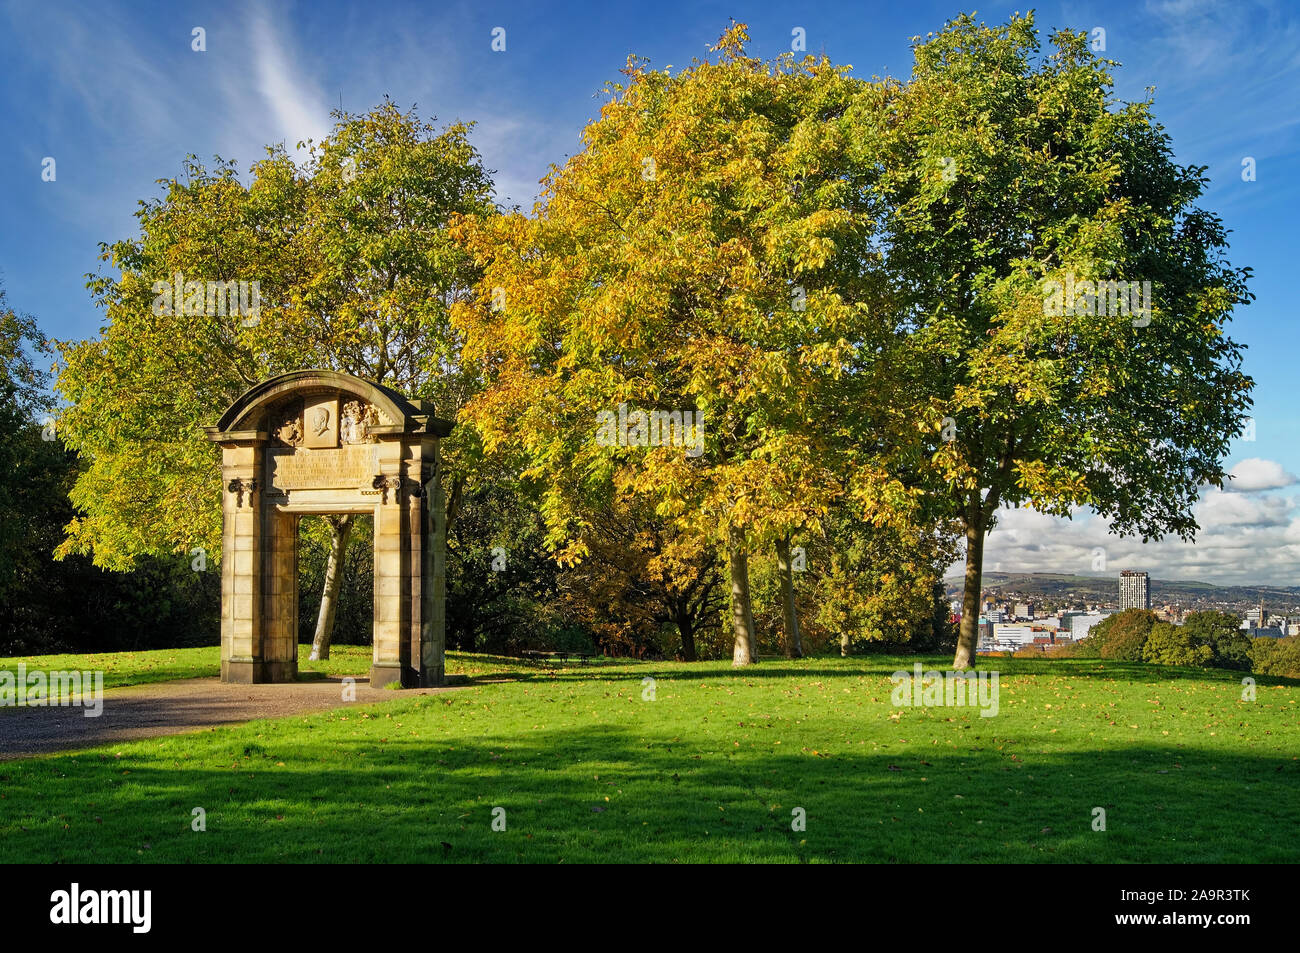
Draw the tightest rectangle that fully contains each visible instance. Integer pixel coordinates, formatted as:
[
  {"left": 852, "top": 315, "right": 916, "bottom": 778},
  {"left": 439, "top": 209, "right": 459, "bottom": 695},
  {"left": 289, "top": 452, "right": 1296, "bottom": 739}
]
[
  {"left": 957, "top": 494, "right": 1300, "bottom": 586},
  {"left": 1225, "top": 457, "right": 1297, "bottom": 492},
  {"left": 1198, "top": 488, "right": 1293, "bottom": 529}
]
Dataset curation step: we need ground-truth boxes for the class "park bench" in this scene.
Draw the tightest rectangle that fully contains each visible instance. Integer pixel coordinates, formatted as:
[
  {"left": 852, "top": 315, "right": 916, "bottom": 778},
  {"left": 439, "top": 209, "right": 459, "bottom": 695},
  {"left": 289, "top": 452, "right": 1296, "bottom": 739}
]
[{"left": 520, "top": 650, "right": 597, "bottom": 665}]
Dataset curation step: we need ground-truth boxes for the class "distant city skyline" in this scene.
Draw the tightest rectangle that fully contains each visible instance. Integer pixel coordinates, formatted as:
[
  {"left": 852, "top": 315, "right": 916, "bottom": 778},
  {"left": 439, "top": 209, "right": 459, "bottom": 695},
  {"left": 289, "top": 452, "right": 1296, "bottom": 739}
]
[
  {"left": 948, "top": 566, "right": 1300, "bottom": 593},
  {"left": 946, "top": 462, "right": 1300, "bottom": 588}
]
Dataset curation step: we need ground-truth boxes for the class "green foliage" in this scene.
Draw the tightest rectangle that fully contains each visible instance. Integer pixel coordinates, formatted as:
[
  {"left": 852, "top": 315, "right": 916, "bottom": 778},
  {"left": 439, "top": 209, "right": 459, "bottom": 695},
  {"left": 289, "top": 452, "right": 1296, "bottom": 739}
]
[
  {"left": 0, "top": 427, "right": 219, "bottom": 656},
  {"left": 444, "top": 475, "right": 569, "bottom": 655},
  {"left": 0, "top": 283, "right": 220, "bottom": 653},
  {"left": 0, "top": 289, "right": 52, "bottom": 596},
  {"left": 55, "top": 101, "right": 495, "bottom": 569},
  {"left": 1142, "top": 621, "right": 1214, "bottom": 668},
  {"left": 1078, "top": 610, "right": 1252, "bottom": 671},
  {"left": 854, "top": 13, "right": 1253, "bottom": 665},
  {"left": 784, "top": 514, "right": 957, "bottom": 655},
  {"left": 1250, "top": 635, "right": 1300, "bottom": 679},
  {"left": 1181, "top": 610, "right": 1252, "bottom": 671}
]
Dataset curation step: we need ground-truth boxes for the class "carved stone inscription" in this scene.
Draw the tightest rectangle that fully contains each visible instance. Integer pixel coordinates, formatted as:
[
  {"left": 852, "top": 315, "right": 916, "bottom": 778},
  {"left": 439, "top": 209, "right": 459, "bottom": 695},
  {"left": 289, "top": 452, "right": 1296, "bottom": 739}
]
[{"left": 266, "top": 445, "right": 379, "bottom": 492}]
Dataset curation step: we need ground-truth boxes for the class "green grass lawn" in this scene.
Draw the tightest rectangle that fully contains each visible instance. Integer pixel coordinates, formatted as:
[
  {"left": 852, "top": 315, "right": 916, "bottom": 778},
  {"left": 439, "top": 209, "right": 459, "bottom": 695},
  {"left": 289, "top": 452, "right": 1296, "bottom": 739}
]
[
  {"left": 0, "top": 643, "right": 543, "bottom": 691},
  {"left": 1, "top": 652, "right": 1297, "bottom": 863}
]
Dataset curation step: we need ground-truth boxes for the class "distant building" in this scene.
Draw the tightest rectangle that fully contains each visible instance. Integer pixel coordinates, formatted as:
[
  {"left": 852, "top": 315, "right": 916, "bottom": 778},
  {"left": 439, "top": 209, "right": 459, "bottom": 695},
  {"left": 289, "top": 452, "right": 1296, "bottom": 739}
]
[
  {"left": 1246, "top": 607, "right": 1265, "bottom": 628},
  {"left": 987, "top": 609, "right": 1006, "bottom": 624},
  {"left": 1253, "top": 627, "right": 1284, "bottom": 640},
  {"left": 1119, "top": 571, "right": 1150, "bottom": 611},
  {"left": 991, "top": 624, "right": 1036, "bottom": 649},
  {"left": 1015, "top": 602, "right": 1034, "bottom": 620},
  {"left": 1071, "top": 611, "right": 1116, "bottom": 641}
]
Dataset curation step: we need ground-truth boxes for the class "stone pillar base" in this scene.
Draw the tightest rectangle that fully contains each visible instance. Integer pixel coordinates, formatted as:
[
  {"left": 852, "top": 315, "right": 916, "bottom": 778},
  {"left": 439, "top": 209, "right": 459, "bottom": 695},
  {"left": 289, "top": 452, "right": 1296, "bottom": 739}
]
[
  {"left": 419, "top": 663, "right": 446, "bottom": 688},
  {"left": 222, "top": 659, "right": 298, "bottom": 683},
  {"left": 370, "top": 662, "right": 404, "bottom": 689}
]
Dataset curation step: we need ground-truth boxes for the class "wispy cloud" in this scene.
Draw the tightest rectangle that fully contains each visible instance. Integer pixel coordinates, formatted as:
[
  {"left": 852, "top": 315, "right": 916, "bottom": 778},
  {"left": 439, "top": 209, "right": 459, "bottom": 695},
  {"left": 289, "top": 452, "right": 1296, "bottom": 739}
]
[{"left": 244, "top": 5, "right": 331, "bottom": 151}]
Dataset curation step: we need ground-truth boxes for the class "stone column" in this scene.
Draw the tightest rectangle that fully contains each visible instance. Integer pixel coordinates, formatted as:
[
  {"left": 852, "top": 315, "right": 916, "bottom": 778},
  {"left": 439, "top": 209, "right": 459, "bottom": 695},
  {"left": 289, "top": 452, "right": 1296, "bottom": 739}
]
[
  {"left": 420, "top": 439, "right": 447, "bottom": 687},
  {"left": 261, "top": 508, "right": 299, "bottom": 681},
  {"left": 370, "top": 440, "right": 408, "bottom": 688},
  {"left": 219, "top": 439, "right": 266, "bottom": 683},
  {"left": 403, "top": 439, "right": 441, "bottom": 687}
]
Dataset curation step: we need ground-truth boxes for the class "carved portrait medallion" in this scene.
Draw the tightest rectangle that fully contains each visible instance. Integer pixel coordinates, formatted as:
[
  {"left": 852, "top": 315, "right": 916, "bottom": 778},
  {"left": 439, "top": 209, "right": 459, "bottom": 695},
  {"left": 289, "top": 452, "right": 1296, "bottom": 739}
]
[{"left": 302, "top": 396, "right": 340, "bottom": 448}]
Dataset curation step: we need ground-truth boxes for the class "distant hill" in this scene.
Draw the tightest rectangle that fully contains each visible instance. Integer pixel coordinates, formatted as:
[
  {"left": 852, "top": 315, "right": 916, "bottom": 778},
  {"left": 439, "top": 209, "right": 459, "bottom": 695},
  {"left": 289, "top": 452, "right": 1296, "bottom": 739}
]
[{"left": 943, "top": 571, "right": 1300, "bottom": 611}]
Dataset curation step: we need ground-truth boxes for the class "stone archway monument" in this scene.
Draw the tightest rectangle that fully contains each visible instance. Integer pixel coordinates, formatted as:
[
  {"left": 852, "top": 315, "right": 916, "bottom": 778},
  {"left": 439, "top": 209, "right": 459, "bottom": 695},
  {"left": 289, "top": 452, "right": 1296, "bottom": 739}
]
[{"left": 205, "top": 370, "right": 453, "bottom": 688}]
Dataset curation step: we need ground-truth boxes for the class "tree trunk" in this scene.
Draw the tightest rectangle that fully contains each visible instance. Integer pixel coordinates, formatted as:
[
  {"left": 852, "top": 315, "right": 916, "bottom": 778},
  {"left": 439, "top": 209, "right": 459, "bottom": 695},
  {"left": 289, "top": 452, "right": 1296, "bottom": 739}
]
[
  {"left": 840, "top": 630, "right": 851, "bottom": 657},
  {"left": 952, "top": 507, "right": 985, "bottom": 670},
  {"left": 728, "top": 524, "right": 758, "bottom": 666},
  {"left": 422, "top": 454, "right": 449, "bottom": 686},
  {"left": 678, "top": 615, "right": 698, "bottom": 662},
  {"left": 309, "top": 515, "right": 354, "bottom": 661},
  {"left": 775, "top": 535, "right": 803, "bottom": 659}
]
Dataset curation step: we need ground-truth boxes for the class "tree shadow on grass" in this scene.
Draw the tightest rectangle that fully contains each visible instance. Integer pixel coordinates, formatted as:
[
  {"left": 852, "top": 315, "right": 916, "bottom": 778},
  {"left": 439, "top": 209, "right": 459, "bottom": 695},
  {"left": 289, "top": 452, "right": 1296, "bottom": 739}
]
[{"left": 1, "top": 720, "right": 1296, "bottom": 864}]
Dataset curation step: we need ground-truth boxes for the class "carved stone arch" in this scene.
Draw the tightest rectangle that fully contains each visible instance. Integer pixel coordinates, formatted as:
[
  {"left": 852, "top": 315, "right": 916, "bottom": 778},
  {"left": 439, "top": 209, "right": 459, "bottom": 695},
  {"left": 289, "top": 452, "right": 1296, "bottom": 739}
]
[{"left": 205, "top": 369, "right": 453, "bottom": 688}]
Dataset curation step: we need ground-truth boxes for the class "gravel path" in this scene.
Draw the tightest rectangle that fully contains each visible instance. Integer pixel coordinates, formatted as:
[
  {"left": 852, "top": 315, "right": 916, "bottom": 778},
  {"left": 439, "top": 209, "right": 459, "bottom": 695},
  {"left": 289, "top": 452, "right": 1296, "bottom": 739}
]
[{"left": 0, "top": 676, "right": 460, "bottom": 759}]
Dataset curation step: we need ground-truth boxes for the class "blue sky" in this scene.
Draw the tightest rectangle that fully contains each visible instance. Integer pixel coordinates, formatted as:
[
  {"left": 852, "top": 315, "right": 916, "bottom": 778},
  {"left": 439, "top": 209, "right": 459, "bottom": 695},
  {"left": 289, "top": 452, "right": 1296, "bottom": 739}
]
[{"left": 2, "top": 0, "right": 1298, "bottom": 586}]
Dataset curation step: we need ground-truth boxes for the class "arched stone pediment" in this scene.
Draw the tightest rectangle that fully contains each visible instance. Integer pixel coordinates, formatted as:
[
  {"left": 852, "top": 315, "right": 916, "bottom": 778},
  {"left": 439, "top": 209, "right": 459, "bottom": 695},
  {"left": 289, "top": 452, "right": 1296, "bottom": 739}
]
[{"left": 209, "top": 369, "right": 452, "bottom": 440}]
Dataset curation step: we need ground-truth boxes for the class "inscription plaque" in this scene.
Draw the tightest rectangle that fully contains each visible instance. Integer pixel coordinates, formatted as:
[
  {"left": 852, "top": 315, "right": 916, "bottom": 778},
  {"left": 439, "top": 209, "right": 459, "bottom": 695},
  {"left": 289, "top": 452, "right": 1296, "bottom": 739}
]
[{"left": 266, "top": 445, "right": 379, "bottom": 491}]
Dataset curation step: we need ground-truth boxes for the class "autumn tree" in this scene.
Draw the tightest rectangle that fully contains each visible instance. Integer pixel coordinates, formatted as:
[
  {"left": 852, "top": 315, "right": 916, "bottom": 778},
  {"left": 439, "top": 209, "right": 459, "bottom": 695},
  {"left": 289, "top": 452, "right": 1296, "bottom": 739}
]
[
  {"left": 453, "top": 25, "right": 894, "bottom": 665},
  {"left": 798, "top": 512, "right": 958, "bottom": 656},
  {"left": 55, "top": 101, "right": 494, "bottom": 655},
  {"left": 850, "top": 13, "right": 1253, "bottom": 667},
  {"left": 560, "top": 500, "right": 725, "bottom": 660},
  {"left": 1085, "top": 608, "right": 1158, "bottom": 661}
]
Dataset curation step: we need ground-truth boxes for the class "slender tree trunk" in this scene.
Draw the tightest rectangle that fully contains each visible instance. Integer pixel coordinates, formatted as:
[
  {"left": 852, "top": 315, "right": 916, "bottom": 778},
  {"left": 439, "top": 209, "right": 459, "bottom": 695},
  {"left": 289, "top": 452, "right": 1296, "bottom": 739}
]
[
  {"left": 728, "top": 524, "right": 758, "bottom": 666},
  {"left": 775, "top": 535, "right": 803, "bottom": 659},
  {"left": 840, "top": 630, "right": 851, "bottom": 657},
  {"left": 309, "top": 515, "right": 354, "bottom": 661},
  {"left": 952, "top": 506, "right": 985, "bottom": 670}
]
